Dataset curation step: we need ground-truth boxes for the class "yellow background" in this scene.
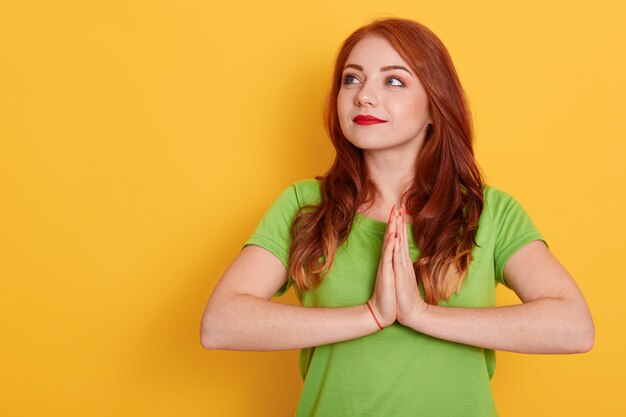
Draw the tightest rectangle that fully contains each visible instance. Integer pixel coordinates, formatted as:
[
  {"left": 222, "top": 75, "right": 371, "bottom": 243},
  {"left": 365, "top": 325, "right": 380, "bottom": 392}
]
[{"left": 1, "top": 0, "right": 624, "bottom": 416}]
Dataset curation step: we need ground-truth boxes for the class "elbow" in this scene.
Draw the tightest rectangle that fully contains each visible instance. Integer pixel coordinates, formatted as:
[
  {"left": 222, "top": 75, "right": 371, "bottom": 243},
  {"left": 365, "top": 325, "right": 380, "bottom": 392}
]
[
  {"left": 199, "top": 317, "right": 211, "bottom": 349},
  {"left": 578, "top": 306, "right": 595, "bottom": 353},
  {"left": 200, "top": 292, "right": 237, "bottom": 350},
  {"left": 200, "top": 322, "right": 219, "bottom": 350},
  {"left": 200, "top": 332, "right": 214, "bottom": 350},
  {"left": 570, "top": 314, "right": 595, "bottom": 353},
  {"left": 199, "top": 323, "right": 212, "bottom": 349},
  {"left": 559, "top": 298, "right": 595, "bottom": 354},
  {"left": 199, "top": 308, "right": 221, "bottom": 350},
  {"left": 577, "top": 322, "right": 595, "bottom": 353}
]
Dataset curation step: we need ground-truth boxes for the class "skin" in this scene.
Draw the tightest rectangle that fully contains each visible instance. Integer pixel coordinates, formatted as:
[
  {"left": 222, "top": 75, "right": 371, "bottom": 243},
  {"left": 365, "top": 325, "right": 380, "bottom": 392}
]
[
  {"left": 337, "top": 35, "right": 431, "bottom": 214},
  {"left": 200, "top": 35, "right": 594, "bottom": 355},
  {"left": 340, "top": 35, "right": 595, "bottom": 353}
]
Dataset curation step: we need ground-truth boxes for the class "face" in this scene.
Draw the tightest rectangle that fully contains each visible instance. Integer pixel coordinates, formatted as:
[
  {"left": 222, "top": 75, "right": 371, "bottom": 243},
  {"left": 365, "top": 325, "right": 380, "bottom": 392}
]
[{"left": 337, "top": 35, "right": 432, "bottom": 152}]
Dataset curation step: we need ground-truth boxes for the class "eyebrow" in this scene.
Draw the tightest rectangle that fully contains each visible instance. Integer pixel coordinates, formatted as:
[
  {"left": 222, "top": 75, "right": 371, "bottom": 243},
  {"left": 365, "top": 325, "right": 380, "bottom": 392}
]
[{"left": 343, "top": 63, "right": 413, "bottom": 76}]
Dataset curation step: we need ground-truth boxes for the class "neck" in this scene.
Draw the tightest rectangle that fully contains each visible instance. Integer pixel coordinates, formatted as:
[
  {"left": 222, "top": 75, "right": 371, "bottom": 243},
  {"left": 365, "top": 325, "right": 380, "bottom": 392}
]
[{"left": 363, "top": 148, "right": 416, "bottom": 207}]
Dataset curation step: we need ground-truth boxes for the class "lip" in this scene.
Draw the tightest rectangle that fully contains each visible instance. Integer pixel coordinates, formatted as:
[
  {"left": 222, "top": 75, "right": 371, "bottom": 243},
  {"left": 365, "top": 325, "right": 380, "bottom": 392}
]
[{"left": 353, "top": 115, "right": 386, "bottom": 125}]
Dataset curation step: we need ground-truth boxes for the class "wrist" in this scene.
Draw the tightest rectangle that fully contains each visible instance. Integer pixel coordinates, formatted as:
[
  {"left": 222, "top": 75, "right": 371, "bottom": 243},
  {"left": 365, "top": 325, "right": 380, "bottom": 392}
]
[
  {"left": 365, "top": 301, "right": 385, "bottom": 331},
  {"left": 403, "top": 302, "right": 429, "bottom": 330}
]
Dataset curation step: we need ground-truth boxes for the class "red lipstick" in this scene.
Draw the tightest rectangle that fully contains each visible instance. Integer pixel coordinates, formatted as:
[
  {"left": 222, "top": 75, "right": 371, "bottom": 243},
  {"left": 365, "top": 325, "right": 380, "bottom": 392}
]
[{"left": 353, "top": 115, "right": 386, "bottom": 125}]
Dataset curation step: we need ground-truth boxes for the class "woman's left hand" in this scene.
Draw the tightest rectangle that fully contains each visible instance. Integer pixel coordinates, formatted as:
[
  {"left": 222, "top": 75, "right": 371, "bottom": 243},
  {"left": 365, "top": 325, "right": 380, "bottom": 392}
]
[{"left": 393, "top": 204, "right": 428, "bottom": 326}]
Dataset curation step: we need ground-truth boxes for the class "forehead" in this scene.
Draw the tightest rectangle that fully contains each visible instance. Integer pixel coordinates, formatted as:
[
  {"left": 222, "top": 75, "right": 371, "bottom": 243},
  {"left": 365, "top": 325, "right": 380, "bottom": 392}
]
[{"left": 345, "top": 35, "right": 407, "bottom": 68}]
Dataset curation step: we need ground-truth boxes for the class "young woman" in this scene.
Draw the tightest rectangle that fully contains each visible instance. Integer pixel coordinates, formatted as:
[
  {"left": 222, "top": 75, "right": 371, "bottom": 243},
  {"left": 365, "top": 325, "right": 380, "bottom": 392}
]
[{"left": 200, "top": 17, "right": 594, "bottom": 417}]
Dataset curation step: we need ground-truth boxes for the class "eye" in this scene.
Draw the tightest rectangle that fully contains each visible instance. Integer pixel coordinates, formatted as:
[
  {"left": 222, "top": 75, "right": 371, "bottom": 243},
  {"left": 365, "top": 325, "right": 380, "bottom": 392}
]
[
  {"left": 342, "top": 72, "right": 360, "bottom": 85},
  {"left": 386, "top": 76, "right": 405, "bottom": 87}
]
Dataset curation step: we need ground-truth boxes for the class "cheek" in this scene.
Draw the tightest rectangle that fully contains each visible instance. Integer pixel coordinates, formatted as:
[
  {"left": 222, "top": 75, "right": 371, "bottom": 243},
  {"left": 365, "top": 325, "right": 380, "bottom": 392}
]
[
  {"left": 336, "top": 91, "right": 349, "bottom": 131},
  {"left": 406, "top": 96, "right": 430, "bottom": 120},
  {"left": 337, "top": 90, "right": 348, "bottom": 115}
]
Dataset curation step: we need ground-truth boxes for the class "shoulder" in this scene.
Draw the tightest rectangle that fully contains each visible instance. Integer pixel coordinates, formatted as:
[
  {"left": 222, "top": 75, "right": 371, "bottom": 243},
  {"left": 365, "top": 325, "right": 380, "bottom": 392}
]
[
  {"left": 265, "top": 178, "right": 320, "bottom": 214},
  {"left": 482, "top": 184, "right": 519, "bottom": 217},
  {"left": 291, "top": 177, "right": 322, "bottom": 206},
  {"left": 482, "top": 184, "right": 542, "bottom": 238},
  {"left": 483, "top": 183, "right": 515, "bottom": 204}
]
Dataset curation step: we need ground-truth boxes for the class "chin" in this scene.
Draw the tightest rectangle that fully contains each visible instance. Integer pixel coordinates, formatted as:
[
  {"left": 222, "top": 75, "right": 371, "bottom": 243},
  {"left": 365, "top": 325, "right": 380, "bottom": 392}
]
[{"left": 346, "top": 140, "right": 393, "bottom": 151}]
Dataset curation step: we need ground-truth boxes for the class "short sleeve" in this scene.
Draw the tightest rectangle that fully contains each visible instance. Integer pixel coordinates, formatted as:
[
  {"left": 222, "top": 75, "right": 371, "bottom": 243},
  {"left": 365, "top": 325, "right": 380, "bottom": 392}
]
[
  {"left": 487, "top": 186, "right": 549, "bottom": 289},
  {"left": 241, "top": 184, "right": 300, "bottom": 297}
]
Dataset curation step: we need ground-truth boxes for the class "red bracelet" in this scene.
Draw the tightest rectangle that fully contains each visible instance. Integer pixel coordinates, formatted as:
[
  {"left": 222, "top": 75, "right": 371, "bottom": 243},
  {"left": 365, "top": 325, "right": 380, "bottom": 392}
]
[{"left": 366, "top": 301, "right": 384, "bottom": 331}]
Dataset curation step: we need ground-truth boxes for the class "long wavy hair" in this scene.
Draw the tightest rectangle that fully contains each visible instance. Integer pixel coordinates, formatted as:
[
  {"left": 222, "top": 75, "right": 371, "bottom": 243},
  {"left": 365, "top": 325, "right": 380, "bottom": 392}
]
[{"left": 287, "top": 17, "right": 484, "bottom": 304}]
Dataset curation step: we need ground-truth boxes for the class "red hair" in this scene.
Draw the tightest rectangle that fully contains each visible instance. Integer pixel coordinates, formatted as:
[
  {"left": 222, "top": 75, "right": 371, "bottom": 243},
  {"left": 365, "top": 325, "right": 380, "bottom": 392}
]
[{"left": 288, "top": 17, "right": 484, "bottom": 304}]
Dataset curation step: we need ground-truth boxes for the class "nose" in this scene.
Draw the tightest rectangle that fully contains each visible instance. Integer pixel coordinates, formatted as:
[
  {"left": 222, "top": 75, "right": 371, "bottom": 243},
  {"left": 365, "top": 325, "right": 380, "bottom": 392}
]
[{"left": 355, "top": 80, "right": 378, "bottom": 107}]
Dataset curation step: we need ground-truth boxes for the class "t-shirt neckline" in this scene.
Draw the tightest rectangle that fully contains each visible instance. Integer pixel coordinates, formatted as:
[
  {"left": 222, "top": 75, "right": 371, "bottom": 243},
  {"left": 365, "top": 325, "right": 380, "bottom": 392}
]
[{"left": 355, "top": 211, "right": 413, "bottom": 234}]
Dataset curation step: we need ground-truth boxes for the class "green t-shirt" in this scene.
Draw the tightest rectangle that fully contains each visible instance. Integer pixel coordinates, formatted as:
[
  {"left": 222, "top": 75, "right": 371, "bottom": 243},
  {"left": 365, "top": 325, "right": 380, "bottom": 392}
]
[{"left": 242, "top": 178, "right": 547, "bottom": 417}]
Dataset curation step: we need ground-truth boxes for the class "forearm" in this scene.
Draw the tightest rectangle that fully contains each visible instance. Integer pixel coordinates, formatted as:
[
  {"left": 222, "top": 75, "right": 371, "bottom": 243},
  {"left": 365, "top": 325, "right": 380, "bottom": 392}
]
[
  {"left": 408, "top": 297, "right": 594, "bottom": 354},
  {"left": 201, "top": 294, "right": 379, "bottom": 351}
]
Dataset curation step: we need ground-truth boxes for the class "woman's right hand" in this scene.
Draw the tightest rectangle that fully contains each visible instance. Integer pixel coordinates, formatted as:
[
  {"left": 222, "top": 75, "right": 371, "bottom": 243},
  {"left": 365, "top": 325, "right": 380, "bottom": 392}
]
[{"left": 367, "top": 205, "right": 399, "bottom": 329}]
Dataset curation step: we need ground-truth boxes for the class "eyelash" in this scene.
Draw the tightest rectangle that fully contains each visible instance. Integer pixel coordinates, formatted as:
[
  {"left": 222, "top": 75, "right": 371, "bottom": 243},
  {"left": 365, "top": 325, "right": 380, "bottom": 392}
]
[{"left": 342, "top": 72, "right": 406, "bottom": 87}]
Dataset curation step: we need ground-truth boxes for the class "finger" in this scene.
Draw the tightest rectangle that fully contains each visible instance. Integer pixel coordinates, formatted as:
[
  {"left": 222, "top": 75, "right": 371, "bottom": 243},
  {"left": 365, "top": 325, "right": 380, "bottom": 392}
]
[
  {"left": 395, "top": 211, "right": 405, "bottom": 269},
  {"left": 384, "top": 237, "right": 396, "bottom": 291},
  {"left": 400, "top": 208, "right": 420, "bottom": 296},
  {"left": 377, "top": 231, "right": 390, "bottom": 277},
  {"left": 393, "top": 233, "right": 404, "bottom": 273},
  {"left": 393, "top": 237, "right": 409, "bottom": 303},
  {"left": 392, "top": 215, "right": 400, "bottom": 261},
  {"left": 384, "top": 205, "right": 396, "bottom": 246},
  {"left": 400, "top": 210, "right": 418, "bottom": 290},
  {"left": 378, "top": 206, "right": 395, "bottom": 273},
  {"left": 394, "top": 206, "right": 400, "bottom": 239},
  {"left": 382, "top": 216, "right": 396, "bottom": 276},
  {"left": 401, "top": 204, "right": 411, "bottom": 264},
  {"left": 384, "top": 229, "right": 395, "bottom": 261}
]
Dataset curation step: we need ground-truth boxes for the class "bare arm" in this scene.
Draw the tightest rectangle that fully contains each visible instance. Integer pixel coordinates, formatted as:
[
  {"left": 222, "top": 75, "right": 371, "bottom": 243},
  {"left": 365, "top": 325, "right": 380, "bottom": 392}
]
[
  {"left": 200, "top": 244, "right": 379, "bottom": 351},
  {"left": 405, "top": 241, "right": 595, "bottom": 354}
]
